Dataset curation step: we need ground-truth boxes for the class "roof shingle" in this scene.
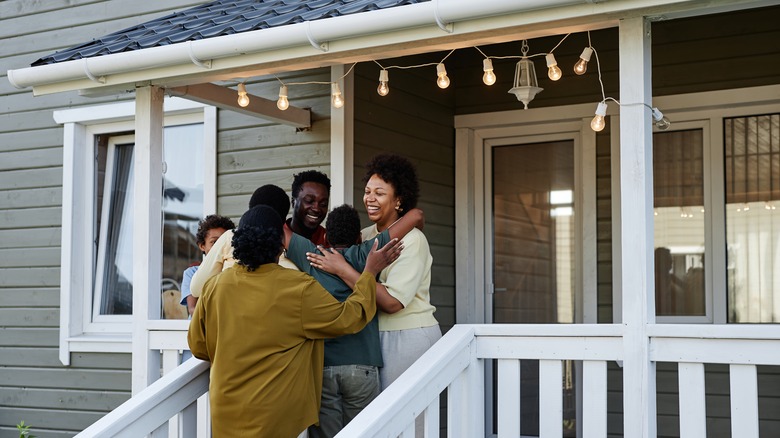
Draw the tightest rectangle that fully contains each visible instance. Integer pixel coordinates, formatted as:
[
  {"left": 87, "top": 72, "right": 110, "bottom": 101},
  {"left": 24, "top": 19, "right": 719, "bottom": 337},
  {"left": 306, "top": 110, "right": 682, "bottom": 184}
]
[{"left": 32, "top": 0, "right": 428, "bottom": 66}]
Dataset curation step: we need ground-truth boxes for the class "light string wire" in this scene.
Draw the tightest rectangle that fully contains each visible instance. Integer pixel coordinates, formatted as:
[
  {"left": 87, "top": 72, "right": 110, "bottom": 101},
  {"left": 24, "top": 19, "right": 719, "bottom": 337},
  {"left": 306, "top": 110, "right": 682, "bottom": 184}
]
[{"left": 231, "top": 29, "right": 666, "bottom": 127}]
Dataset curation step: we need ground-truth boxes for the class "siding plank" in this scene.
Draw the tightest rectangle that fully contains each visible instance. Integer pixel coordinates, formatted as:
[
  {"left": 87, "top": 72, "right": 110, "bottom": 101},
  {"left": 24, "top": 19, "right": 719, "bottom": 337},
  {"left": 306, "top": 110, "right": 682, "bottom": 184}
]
[
  {"left": 0, "top": 308, "right": 59, "bottom": 327},
  {"left": 0, "top": 247, "right": 60, "bottom": 267},
  {"left": 0, "top": 367, "right": 130, "bottom": 391},
  {"left": 1, "top": 387, "right": 129, "bottom": 411},
  {"left": 0, "top": 207, "right": 62, "bottom": 229},
  {"left": 0, "top": 267, "right": 60, "bottom": 287},
  {"left": 0, "top": 227, "right": 60, "bottom": 249},
  {"left": 0, "top": 148, "right": 62, "bottom": 171},
  {"left": 0, "top": 167, "right": 63, "bottom": 190},
  {"left": 0, "top": 288, "right": 59, "bottom": 307},
  {"left": 0, "top": 187, "right": 62, "bottom": 209}
]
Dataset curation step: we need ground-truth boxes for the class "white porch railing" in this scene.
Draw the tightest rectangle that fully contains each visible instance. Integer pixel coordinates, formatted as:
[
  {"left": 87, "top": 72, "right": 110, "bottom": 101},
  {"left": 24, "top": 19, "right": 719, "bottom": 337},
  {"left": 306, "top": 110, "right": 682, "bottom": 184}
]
[{"left": 74, "top": 323, "right": 780, "bottom": 437}]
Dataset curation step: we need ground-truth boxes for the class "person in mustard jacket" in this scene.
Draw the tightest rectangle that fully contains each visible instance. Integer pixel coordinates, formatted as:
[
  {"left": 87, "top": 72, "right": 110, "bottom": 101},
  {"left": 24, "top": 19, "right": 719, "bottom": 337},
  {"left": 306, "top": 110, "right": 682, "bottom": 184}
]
[{"left": 187, "top": 205, "right": 401, "bottom": 437}]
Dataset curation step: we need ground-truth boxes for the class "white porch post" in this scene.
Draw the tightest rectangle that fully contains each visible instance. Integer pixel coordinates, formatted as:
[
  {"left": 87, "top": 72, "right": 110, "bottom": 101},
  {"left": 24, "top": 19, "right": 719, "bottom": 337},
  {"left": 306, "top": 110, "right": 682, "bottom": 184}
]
[
  {"left": 618, "top": 16, "right": 657, "bottom": 437},
  {"left": 132, "top": 85, "right": 165, "bottom": 395},
  {"left": 330, "top": 65, "right": 353, "bottom": 207}
]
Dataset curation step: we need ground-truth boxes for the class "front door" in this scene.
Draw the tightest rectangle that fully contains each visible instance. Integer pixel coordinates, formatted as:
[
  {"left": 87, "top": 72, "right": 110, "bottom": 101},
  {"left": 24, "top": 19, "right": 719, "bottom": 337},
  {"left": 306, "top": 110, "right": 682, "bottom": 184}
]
[{"left": 487, "top": 137, "right": 578, "bottom": 437}]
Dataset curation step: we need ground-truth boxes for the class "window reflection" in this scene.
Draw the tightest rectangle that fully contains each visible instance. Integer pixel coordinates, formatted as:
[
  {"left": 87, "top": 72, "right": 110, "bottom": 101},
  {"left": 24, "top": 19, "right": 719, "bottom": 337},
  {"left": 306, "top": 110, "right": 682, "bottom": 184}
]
[
  {"left": 653, "top": 129, "right": 706, "bottom": 316},
  {"left": 725, "top": 114, "right": 780, "bottom": 323},
  {"left": 94, "top": 124, "right": 204, "bottom": 319}
]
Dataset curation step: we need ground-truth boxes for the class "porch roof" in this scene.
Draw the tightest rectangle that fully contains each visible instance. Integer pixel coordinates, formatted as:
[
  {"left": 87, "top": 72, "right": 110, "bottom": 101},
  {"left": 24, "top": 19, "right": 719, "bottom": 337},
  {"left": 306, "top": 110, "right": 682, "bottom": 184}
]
[
  {"left": 32, "top": 0, "right": 427, "bottom": 66},
  {"left": 6, "top": 0, "right": 772, "bottom": 96}
]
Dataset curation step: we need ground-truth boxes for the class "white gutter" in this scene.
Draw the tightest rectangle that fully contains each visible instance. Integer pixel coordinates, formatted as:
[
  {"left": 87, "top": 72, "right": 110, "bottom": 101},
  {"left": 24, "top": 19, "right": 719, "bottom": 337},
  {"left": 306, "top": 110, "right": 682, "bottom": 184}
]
[
  {"left": 7, "top": 0, "right": 586, "bottom": 91},
  {"left": 7, "top": 0, "right": 769, "bottom": 94}
]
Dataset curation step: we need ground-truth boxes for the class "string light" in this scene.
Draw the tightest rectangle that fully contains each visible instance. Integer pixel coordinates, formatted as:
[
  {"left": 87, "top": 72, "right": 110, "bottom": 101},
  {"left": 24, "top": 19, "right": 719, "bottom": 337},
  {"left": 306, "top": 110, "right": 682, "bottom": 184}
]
[
  {"left": 652, "top": 107, "right": 671, "bottom": 130},
  {"left": 331, "top": 83, "right": 345, "bottom": 108},
  {"left": 545, "top": 53, "right": 562, "bottom": 81},
  {"left": 574, "top": 47, "right": 593, "bottom": 75},
  {"left": 276, "top": 85, "right": 289, "bottom": 111},
  {"left": 377, "top": 69, "right": 389, "bottom": 96},
  {"left": 237, "top": 83, "right": 250, "bottom": 107},
  {"left": 436, "top": 63, "right": 450, "bottom": 89},
  {"left": 252, "top": 32, "right": 672, "bottom": 124},
  {"left": 482, "top": 59, "right": 496, "bottom": 85},
  {"left": 591, "top": 101, "right": 607, "bottom": 132}
]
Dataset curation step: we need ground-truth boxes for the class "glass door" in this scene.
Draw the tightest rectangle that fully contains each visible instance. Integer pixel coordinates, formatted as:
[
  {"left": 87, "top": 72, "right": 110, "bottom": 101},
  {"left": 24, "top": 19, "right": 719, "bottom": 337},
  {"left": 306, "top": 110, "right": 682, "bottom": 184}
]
[{"left": 489, "top": 139, "right": 577, "bottom": 437}]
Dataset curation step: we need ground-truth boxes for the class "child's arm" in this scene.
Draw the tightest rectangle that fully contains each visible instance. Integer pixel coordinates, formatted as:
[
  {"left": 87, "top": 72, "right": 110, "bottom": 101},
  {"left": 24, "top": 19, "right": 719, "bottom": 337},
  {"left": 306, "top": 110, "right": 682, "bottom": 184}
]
[
  {"left": 283, "top": 224, "right": 293, "bottom": 249},
  {"left": 190, "top": 231, "right": 231, "bottom": 297},
  {"left": 387, "top": 208, "right": 424, "bottom": 241}
]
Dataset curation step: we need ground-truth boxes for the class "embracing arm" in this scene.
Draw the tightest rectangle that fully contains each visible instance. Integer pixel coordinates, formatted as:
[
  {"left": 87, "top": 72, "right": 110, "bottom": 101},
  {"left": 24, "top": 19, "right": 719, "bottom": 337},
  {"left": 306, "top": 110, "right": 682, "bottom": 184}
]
[
  {"left": 307, "top": 239, "right": 405, "bottom": 313},
  {"left": 190, "top": 230, "right": 232, "bottom": 297},
  {"left": 387, "top": 208, "right": 424, "bottom": 241}
]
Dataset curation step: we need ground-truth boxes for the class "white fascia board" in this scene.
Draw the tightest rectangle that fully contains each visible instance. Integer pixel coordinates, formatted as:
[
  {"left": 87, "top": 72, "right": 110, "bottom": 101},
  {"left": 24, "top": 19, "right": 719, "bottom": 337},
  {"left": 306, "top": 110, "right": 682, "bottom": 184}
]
[{"left": 6, "top": 0, "right": 603, "bottom": 95}]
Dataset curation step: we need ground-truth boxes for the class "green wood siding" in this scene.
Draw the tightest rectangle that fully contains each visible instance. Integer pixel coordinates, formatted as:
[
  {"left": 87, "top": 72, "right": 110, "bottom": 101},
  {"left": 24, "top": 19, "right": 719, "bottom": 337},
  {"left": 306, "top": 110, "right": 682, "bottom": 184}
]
[
  {"left": 352, "top": 62, "right": 456, "bottom": 332},
  {"left": 0, "top": 0, "right": 202, "bottom": 436}
]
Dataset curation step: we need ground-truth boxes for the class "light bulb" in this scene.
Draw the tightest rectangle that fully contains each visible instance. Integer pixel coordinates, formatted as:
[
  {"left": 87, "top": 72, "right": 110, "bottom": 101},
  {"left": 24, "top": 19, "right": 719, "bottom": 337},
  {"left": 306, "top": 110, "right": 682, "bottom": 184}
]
[
  {"left": 436, "top": 63, "right": 450, "bottom": 89},
  {"left": 331, "top": 83, "right": 344, "bottom": 109},
  {"left": 590, "top": 101, "right": 608, "bottom": 132},
  {"left": 574, "top": 47, "right": 593, "bottom": 75},
  {"left": 482, "top": 59, "right": 496, "bottom": 85},
  {"left": 545, "top": 53, "right": 562, "bottom": 81},
  {"left": 377, "top": 69, "right": 389, "bottom": 96},
  {"left": 237, "top": 83, "right": 250, "bottom": 107},
  {"left": 276, "top": 85, "right": 289, "bottom": 111},
  {"left": 652, "top": 107, "right": 671, "bottom": 130}
]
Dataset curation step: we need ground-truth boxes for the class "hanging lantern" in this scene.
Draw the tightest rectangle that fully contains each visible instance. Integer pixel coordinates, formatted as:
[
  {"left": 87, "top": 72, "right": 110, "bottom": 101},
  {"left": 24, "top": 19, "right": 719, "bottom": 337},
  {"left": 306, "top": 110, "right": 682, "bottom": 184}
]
[{"left": 508, "top": 40, "right": 543, "bottom": 109}]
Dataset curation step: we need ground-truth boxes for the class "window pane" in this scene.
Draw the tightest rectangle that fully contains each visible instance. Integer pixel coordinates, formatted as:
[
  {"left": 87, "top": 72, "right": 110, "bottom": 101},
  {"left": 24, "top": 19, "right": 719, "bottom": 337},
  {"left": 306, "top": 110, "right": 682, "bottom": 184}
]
[
  {"left": 161, "top": 124, "right": 205, "bottom": 320},
  {"left": 95, "top": 125, "right": 204, "bottom": 318},
  {"left": 98, "top": 144, "right": 134, "bottom": 315},
  {"left": 653, "top": 129, "right": 706, "bottom": 316},
  {"left": 725, "top": 114, "right": 780, "bottom": 323}
]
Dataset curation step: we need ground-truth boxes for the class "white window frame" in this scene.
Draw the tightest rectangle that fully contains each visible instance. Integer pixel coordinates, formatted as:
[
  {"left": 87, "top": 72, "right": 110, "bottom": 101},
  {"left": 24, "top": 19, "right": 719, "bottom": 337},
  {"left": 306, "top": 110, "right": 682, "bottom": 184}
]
[
  {"left": 455, "top": 105, "right": 600, "bottom": 325},
  {"left": 55, "top": 98, "right": 216, "bottom": 365}
]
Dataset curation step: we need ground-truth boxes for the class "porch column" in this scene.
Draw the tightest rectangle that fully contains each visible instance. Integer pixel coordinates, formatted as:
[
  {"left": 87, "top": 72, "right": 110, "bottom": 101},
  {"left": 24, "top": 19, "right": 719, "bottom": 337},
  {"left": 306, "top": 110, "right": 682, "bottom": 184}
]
[
  {"left": 330, "top": 65, "right": 354, "bottom": 207},
  {"left": 132, "top": 85, "right": 165, "bottom": 395},
  {"left": 618, "top": 17, "right": 657, "bottom": 437}
]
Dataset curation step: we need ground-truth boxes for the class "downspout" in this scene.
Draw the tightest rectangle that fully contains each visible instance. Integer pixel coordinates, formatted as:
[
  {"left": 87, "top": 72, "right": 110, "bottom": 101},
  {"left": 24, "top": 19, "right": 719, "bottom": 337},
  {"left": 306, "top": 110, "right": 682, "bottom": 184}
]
[{"left": 7, "top": 0, "right": 586, "bottom": 90}]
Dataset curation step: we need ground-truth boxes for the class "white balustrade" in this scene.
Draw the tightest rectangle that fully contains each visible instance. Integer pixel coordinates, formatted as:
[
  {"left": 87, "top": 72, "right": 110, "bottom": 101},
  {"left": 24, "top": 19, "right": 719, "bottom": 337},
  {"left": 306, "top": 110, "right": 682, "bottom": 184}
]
[{"left": 73, "top": 323, "right": 780, "bottom": 437}]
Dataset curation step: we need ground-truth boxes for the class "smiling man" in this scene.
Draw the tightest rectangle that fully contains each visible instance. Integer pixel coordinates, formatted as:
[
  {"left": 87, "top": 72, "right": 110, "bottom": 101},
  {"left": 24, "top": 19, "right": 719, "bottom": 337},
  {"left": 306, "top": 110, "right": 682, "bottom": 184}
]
[{"left": 289, "top": 170, "right": 330, "bottom": 246}]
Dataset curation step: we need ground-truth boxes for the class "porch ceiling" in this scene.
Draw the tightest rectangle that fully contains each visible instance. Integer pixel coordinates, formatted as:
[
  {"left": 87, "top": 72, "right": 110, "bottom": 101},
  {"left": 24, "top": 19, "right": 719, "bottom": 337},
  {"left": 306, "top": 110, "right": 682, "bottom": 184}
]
[{"left": 6, "top": 0, "right": 774, "bottom": 97}]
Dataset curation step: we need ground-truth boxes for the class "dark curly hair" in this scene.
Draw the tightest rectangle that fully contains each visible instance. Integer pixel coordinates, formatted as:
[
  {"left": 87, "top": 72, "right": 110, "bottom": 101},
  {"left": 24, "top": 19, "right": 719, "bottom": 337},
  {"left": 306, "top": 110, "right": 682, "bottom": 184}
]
[
  {"left": 195, "top": 214, "right": 235, "bottom": 247},
  {"left": 291, "top": 170, "right": 331, "bottom": 199},
  {"left": 231, "top": 206, "right": 283, "bottom": 271},
  {"left": 248, "top": 184, "right": 290, "bottom": 219},
  {"left": 325, "top": 204, "right": 361, "bottom": 247},
  {"left": 363, "top": 153, "right": 419, "bottom": 215}
]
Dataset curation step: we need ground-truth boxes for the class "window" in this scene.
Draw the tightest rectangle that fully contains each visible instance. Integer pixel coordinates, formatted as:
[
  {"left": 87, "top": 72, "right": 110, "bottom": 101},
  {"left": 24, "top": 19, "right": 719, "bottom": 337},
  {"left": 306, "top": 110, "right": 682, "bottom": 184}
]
[
  {"left": 724, "top": 114, "right": 780, "bottom": 322},
  {"left": 648, "top": 88, "right": 780, "bottom": 323},
  {"left": 56, "top": 99, "right": 216, "bottom": 363},
  {"left": 653, "top": 128, "right": 707, "bottom": 319}
]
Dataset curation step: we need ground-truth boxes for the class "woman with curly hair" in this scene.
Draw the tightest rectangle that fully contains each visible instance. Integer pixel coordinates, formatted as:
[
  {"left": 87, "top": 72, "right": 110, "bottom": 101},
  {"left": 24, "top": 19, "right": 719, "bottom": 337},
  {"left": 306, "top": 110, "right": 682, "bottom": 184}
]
[
  {"left": 187, "top": 205, "right": 402, "bottom": 437},
  {"left": 308, "top": 154, "right": 441, "bottom": 393}
]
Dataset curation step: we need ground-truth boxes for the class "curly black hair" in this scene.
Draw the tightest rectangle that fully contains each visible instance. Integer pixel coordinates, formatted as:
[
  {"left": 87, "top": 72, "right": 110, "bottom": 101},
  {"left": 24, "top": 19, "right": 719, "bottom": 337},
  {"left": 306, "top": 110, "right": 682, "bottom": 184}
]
[
  {"left": 291, "top": 170, "right": 331, "bottom": 199},
  {"left": 325, "top": 204, "right": 361, "bottom": 247},
  {"left": 195, "top": 214, "right": 235, "bottom": 247},
  {"left": 363, "top": 153, "right": 419, "bottom": 215},
  {"left": 231, "top": 206, "right": 283, "bottom": 271},
  {"left": 248, "top": 184, "right": 290, "bottom": 219}
]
